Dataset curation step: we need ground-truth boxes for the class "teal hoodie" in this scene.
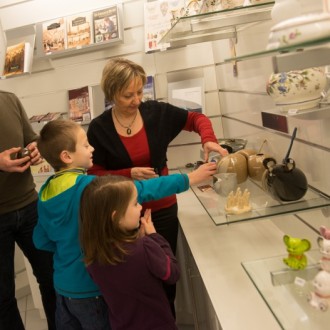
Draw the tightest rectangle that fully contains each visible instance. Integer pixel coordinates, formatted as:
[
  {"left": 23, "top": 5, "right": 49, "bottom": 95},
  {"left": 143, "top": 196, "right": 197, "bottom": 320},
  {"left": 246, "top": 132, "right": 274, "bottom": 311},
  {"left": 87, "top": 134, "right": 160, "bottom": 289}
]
[{"left": 33, "top": 173, "right": 189, "bottom": 298}]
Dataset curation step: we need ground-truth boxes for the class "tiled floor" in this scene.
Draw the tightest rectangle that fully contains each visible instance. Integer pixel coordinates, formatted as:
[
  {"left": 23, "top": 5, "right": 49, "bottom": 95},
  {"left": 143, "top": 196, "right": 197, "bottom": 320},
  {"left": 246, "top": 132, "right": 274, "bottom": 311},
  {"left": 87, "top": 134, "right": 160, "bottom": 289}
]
[{"left": 17, "top": 294, "right": 48, "bottom": 330}]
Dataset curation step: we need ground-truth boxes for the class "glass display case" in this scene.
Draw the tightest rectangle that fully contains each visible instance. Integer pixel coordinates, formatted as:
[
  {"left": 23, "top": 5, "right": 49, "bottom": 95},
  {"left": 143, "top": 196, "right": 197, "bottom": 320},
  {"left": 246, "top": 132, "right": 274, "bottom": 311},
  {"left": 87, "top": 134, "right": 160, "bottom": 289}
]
[
  {"left": 242, "top": 249, "right": 330, "bottom": 330},
  {"left": 180, "top": 167, "right": 330, "bottom": 226},
  {"left": 159, "top": 2, "right": 274, "bottom": 47}
]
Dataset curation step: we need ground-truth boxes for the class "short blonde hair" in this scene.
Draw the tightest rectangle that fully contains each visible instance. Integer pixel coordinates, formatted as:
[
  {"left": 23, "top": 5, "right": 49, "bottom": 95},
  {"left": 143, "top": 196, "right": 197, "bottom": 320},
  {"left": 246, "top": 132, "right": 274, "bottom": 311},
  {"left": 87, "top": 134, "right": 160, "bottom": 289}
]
[
  {"left": 101, "top": 57, "right": 147, "bottom": 103},
  {"left": 37, "top": 120, "right": 80, "bottom": 171}
]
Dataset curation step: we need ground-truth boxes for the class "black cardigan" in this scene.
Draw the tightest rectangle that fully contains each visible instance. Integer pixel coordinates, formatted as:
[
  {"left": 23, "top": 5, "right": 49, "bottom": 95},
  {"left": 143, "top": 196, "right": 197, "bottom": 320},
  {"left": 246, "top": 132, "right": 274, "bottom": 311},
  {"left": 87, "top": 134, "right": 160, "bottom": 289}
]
[{"left": 87, "top": 100, "right": 188, "bottom": 173}]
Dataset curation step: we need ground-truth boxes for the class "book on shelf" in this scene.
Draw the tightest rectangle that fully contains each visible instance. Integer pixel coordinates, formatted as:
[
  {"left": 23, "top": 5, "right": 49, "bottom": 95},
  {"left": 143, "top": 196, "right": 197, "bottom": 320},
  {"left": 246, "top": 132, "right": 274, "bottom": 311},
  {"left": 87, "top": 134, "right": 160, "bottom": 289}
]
[
  {"left": 29, "top": 112, "right": 62, "bottom": 123},
  {"left": 2, "top": 42, "right": 32, "bottom": 77},
  {"left": 42, "top": 18, "right": 67, "bottom": 54},
  {"left": 92, "top": 5, "right": 119, "bottom": 43},
  {"left": 68, "top": 86, "right": 93, "bottom": 124},
  {"left": 66, "top": 11, "right": 93, "bottom": 49},
  {"left": 143, "top": 76, "right": 156, "bottom": 101}
]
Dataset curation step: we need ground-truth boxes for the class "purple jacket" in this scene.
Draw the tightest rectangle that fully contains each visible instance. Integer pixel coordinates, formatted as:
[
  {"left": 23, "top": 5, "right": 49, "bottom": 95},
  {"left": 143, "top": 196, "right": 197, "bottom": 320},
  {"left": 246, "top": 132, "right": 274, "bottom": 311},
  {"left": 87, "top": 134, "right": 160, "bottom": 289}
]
[{"left": 87, "top": 233, "right": 179, "bottom": 330}]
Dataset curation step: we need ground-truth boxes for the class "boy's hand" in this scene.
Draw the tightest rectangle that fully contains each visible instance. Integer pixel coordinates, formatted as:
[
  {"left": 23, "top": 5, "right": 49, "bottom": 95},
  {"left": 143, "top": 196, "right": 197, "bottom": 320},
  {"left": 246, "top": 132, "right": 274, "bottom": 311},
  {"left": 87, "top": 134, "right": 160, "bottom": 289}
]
[
  {"left": 140, "top": 209, "right": 156, "bottom": 235},
  {"left": 188, "top": 162, "right": 217, "bottom": 186}
]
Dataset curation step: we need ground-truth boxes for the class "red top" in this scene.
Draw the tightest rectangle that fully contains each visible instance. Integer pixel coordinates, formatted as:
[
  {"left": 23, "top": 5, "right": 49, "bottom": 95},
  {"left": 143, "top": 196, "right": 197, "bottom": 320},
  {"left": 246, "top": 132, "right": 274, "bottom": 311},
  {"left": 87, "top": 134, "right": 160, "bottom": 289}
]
[{"left": 89, "top": 111, "right": 217, "bottom": 212}]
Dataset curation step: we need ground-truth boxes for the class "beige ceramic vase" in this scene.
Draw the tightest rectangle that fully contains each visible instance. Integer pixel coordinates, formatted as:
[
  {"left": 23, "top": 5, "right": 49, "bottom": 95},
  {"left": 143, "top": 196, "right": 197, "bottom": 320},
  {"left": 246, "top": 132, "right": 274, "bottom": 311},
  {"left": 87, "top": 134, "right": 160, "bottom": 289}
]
[
  {"left": 216, "top": 153, "right": 248, "bottom": 184},
  {"left": 247, "top": 153, "right": 272, "bottom": 181},
  {"left": 236, "top": 149, "right": 257, "bottom": 160}
]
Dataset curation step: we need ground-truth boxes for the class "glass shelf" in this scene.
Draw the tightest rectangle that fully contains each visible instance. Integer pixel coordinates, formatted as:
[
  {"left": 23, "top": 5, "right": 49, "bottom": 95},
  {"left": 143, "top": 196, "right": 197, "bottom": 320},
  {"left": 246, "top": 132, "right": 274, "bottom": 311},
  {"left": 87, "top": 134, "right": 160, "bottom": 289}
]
[
  {"left": 242, "top": 250, "right": 330, "bottom": 330},
  {"left": 180, "top": 167, "right": 330, "bottom": 226},
  {"left": 224, "top": 37, "right": 330, "bottom": 73},
  {"left": 159, "top": 2, "right": 274, "bottom": 47},
  {"left": 262, "top": 104, "right": 330, "bottom": 122}
]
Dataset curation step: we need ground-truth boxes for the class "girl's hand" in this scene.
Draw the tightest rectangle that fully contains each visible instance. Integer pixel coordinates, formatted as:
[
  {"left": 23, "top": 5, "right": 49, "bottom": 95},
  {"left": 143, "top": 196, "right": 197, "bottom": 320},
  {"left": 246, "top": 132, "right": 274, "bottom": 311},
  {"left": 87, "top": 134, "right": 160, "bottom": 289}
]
[{"left": 140, "top": 209, "right": 156, "bottom": 235}]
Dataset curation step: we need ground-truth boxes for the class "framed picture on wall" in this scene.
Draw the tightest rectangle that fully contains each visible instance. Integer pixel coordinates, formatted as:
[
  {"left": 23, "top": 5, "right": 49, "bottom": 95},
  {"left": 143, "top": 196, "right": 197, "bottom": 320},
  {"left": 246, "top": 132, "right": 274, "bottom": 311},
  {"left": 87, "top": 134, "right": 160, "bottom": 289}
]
[
  {"left": 143, "top": 0, "right": 185, "bottom": 53},
  {"left": 168, "top": 78, "right": 205, "bottom": 113},
  {"left": 42, "top": 17, "right": 67, "bottom": 55},
  {"left": 92, "top": 5, "right": 119, "bottom": 44},
  {"left": 68, "top": 85, "right": 93, "bottom": 124},
  {"left": 66, "top": 11, "right": 93, "bottom": 49}
]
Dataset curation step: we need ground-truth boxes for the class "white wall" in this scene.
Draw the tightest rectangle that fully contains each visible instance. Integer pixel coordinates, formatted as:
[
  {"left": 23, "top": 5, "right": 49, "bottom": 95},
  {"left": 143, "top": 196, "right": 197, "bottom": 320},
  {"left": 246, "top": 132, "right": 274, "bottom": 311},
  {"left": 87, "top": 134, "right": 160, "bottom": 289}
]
[{"left": 0, "top": 0, "right": 224, "bottom": 170}]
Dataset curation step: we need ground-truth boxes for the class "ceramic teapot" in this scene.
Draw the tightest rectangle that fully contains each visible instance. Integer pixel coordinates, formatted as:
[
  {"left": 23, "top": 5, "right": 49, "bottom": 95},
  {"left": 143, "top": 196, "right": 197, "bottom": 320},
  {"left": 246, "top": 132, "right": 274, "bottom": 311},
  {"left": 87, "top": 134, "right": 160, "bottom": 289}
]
[
  {"left": 266, "top": 67, "right": 326, "bottom": 112},
  {"left": 262, "top": 128, "right": 308, "bottom": 201},
  {"left": 248, "top": 153, "right": 273, "bottom": 181},
  {"left": 216, "top": 152, "right": 248, "bottom": 184},
  {"left": 262, "top": 157, "right": 307, "bottom": 201}
]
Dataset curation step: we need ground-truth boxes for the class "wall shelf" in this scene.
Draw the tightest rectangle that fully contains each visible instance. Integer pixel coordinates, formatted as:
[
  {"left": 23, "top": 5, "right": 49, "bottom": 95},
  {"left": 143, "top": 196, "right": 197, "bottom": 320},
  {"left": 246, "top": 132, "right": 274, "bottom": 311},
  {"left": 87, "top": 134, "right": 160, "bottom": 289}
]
[
  {"left": 262, "top": 105, "right": 330, "bottom": 122},
  {"left": 224, "top": 36, "right": 330, "bottom": 73},
  {"left": 180, "top": 167, "right": 330, "bottom": 226},
  {"left": 159, "top": 2, "right": 274, "bottom": 48}
]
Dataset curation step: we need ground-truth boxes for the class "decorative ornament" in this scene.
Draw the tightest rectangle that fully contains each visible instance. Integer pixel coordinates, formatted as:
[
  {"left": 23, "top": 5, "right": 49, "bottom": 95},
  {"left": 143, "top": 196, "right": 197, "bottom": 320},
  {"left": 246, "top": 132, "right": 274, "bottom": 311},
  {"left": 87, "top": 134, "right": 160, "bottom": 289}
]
[
  {"left": 282, "top": 235, "right": 311, "bottom": 270},
  {"left": 225, "top": 187, "right": 251, "bottom": 214}
]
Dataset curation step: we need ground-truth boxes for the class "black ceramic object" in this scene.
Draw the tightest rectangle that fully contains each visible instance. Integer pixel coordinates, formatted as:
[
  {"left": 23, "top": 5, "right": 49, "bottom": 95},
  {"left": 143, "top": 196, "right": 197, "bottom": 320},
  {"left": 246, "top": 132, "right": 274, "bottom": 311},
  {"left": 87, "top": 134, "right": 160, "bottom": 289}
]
[
  {"left": 263, "top": 157, "right": 308, "bottom": 201},
  {"left": 17, "top": 148, "right": 31, "bottom": 159},
  {"left": 262, "top": 128, "right": 308, "bottom": 201}
]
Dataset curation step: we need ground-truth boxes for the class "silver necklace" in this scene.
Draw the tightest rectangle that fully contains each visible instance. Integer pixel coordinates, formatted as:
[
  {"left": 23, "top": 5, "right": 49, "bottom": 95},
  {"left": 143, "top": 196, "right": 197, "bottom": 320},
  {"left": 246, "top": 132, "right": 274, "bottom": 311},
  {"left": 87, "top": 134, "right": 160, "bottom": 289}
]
[{"left": 113, "top": 108, "right": 138, "bottom": 135}]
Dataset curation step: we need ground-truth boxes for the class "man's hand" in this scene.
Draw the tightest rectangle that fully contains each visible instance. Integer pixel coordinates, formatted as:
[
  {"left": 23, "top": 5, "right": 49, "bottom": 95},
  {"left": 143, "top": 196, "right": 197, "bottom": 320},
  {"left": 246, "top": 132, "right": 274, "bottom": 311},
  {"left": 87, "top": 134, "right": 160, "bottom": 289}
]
[
  {"left": 0, "top": 147, "right": 31, "bottom": 173},
  {"left": 26, "top": 142, "right": 43, "bottom": 166}
]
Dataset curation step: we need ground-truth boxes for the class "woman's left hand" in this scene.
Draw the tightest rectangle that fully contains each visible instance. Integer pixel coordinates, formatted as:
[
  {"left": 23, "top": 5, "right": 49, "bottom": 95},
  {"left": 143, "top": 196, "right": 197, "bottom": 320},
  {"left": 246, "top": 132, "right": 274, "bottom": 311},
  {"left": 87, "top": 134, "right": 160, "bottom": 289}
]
[{"left": 203, "top": 141, "right": 229, "bottom": 162}]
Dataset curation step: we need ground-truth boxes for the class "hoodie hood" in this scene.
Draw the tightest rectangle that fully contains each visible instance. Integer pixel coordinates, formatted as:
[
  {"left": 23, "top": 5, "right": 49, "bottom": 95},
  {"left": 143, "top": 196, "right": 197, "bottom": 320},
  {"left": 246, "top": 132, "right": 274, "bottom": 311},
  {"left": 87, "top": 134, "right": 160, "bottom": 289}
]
[{"left": 34, "top": 174, "right": 100, "bottom": 298}]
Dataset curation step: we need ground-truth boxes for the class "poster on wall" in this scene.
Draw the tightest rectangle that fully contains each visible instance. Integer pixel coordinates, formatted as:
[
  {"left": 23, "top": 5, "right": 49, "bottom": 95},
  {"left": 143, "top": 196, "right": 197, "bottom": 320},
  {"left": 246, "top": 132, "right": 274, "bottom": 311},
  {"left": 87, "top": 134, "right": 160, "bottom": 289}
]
[
  {"left": 42, "top": 18, "right": 67, "bottom": 55},
  {"left": 68, "top": 86, "right": 93, "bottom": 124},
  {"left": 92, "top": 5, "right": 119, "bottom": 43},
  {"left": 66, "top": 12, "right": 93, "bottom": 49},
  {"left": 143, "top": 76, "right": 156, "bottom": 101},
  {"left": 143, "top": 0, "right": 185, "bottom": 53},
  {"left": 168, "top": 78, "right": 205, "bottom": 113}
]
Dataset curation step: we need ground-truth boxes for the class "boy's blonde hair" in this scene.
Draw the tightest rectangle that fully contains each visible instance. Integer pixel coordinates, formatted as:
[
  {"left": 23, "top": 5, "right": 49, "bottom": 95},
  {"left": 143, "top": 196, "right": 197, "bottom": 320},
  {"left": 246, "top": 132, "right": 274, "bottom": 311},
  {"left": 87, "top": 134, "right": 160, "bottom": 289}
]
[
  {"left": 80, "top": 175, "right": 138, "bottom": 266},
  {"left": 37, "top": 120, "right": 80, "bottom": 171}
]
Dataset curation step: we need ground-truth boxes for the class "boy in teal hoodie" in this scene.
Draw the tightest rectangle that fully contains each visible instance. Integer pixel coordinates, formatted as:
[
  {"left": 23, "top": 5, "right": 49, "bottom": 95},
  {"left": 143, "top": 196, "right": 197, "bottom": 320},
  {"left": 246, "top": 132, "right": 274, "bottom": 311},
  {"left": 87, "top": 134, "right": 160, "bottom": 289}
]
[{"left": 33, "top": 120, "right": 216, "bottom": 329}]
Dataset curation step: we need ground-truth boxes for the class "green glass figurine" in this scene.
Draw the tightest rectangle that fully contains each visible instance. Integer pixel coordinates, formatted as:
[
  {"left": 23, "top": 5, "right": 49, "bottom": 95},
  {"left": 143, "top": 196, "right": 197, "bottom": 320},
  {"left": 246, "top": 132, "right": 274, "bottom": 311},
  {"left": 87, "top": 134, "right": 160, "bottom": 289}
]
[{"left": 283, "top": 235, "right": 311, "bottom": 270}]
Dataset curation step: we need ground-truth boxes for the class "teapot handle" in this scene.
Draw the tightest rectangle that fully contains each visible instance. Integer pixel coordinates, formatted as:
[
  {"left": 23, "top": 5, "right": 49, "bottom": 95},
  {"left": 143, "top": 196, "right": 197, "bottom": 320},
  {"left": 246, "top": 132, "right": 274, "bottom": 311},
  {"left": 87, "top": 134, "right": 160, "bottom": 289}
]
[
  {"left": 283, "top": 157, "right": 295, "bottom": 172},
  {"left": 263, "top": 157, "right": 277, "bottom": 170}
]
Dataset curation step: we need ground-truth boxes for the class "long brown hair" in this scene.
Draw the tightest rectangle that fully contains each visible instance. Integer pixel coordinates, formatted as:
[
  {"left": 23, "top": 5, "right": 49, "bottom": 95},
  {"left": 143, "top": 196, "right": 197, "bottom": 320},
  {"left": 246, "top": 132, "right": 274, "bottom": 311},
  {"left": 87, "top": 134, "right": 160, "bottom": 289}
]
[{"left": 79, "top": 175, "right": 138, "bottom": 266}]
